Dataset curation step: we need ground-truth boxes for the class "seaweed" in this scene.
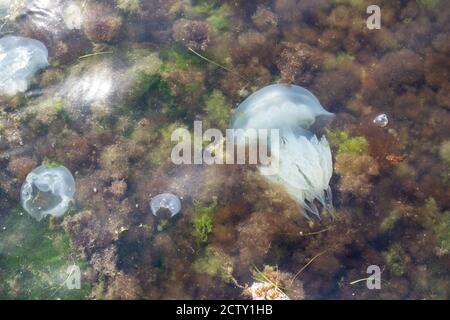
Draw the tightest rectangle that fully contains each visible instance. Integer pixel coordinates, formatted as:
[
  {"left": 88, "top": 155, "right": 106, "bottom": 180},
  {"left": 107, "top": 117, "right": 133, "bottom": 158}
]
[
  {"left": 326, "top": 129, "right": 369, "bottom": 155},
  {"left": 0, "top": 207, "right": 90, "bottom": 299},
  {"left": 192, "top": 198, "right": 217, "bottom": 244},
  {"left": 192, "top": 245, "right": 234, "bottom": 282}
]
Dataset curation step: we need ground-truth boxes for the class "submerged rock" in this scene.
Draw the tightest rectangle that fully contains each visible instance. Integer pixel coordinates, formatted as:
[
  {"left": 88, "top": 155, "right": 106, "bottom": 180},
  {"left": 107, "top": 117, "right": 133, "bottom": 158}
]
[
  {"left": 6, "top": 1, "right": 82, "bottom": 38},
  {"left": 276, "top": 42, "right": 322, "bottom": 85},
  {"left": 172, "top": 19, "right": 210, "bottom": 51},
  {"left": 0, "top": 35, "right": 49, "bottom": 95},
  {"left": 20, "top": 165, "right": 76, "bottom": 221}
]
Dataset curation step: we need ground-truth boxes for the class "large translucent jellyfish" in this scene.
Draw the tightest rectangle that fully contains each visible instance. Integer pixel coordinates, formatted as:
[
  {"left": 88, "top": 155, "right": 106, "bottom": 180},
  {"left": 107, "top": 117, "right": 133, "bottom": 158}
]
[
  {"left": 150, "top": 193, "right": 182, "bottom": 217},
  {"left": 231, "top": 84, "right": 334, "bottom": 219},
  {"left": 20, "top": 165, "right": 76, "bottom": 221},
  {"left": 231, "top": 84, "right": 333, "bottom": 134},
  {"left": 0, "top": 35, "right": 49, "bottom": 95}
]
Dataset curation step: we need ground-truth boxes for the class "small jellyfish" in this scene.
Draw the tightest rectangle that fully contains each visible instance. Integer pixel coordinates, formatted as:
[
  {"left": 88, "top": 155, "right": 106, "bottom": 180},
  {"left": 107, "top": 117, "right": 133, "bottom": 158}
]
[
  {"left": 0, "top": 35, "right": 49, "bottom": 95},
  {"left": 20, "top": 165, "right": 76, "bottom": 221},
  {"left": 373, "top": 113, "right": 388, "bottom": 128},
  {"left": 150, "top": 193, "right": 181, "bottom": 217}
]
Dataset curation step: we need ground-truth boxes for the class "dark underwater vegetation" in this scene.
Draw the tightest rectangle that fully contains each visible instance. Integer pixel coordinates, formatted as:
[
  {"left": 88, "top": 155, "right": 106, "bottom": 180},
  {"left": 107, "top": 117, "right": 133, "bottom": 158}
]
[{"left": 0, "top": 0, "right": 449, "bottom": 300}]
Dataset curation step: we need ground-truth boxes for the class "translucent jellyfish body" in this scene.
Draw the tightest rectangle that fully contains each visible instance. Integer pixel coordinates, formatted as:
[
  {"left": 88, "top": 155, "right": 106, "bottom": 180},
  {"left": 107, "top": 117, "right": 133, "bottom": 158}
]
[
  {"left": 231, "top": 84, "right": 334, "bottom": 219},
  {"left": 0, "top": 35, "right": 49, "bottom": 95},
  {"left": 231, "top": 84, "right": 333, "bottom": 134},
  {"left": 259, "top": 128, "right": 333, "bottom": 219},
  {"left": 150, "top": 193, "right": 182, "bottom": 217},
  {"left": 20, "top": 165, "right": 76, "bottom": 221},
  {"left": 0, "top": 1, "right": 10, "bottom": 19}
]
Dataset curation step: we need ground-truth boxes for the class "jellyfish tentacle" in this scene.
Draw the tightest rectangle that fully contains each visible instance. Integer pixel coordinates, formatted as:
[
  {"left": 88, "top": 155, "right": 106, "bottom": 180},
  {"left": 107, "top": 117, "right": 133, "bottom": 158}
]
[{"left": 230, "top": 84, "right": 335, "bottom": 220}]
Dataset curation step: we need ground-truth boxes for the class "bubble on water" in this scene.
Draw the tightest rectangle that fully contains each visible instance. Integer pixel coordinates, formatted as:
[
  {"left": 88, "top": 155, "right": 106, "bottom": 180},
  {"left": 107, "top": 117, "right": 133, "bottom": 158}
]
[
  {"left": 150, "top": 193, "right": 181, "bottom": 217},
  {"left": 373, "top": 113, "right": 388, "bottom": 128}
]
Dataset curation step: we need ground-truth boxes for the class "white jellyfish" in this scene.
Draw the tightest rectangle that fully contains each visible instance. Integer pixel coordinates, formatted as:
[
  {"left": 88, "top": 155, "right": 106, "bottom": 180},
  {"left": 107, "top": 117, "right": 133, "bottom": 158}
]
[
  {"left": 0, "top": 35, "right": 49, "bottom": 95},
  {"left": 231, "top": 84, "right": 334, "bottom": 219},
  {"left": 150, "top": 193, "right": 182, "bottom": 217},
  {"left": 20, "top": 165, "right": 76, "bottom": 221},
  {"left": 231, "top": 84, "right": 333, "bottom": 134},
  {"left": 0, "top": 1, "right": 10, "bottom": 19}
]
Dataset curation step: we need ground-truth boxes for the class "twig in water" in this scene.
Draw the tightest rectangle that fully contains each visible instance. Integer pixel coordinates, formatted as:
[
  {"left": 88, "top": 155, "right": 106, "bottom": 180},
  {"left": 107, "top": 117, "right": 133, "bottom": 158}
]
[
  {"left": 290, "top": 250, "right": 328, "bottom": 285},
  {"left": 187, "top": 47, "right": 251, "bottom": 83},
  {"left": 78, "top": 51, "right": 113, "bottom": 60},
  {"left": 299, "top": 227, "right": 331, "bottom": 237}
]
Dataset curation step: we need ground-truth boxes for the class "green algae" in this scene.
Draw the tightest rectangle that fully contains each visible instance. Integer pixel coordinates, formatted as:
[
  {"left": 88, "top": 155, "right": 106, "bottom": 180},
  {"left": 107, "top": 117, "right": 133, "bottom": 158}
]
[
  {"left": 148, "top": 122, "right": 188, "bottom": 167},
  {"left": 335, "top": 0, "right": 366, "bottom": 8},
  {"left": 326, "top": 130, "right": 369, "bottom": 155},
  {"left": 116, "top": 0, "right": 141, "bottom": 13},
  {"left": 203, "top": 90, "right": 230, "bottom": 131},
  {"left": 323, "top": 52, "right": 356, "bottom": 71},
  {"left": 420, "top": 198, "right": 450, "bottom": 251},
  {"left": 439, "top": 140, "right": 450, "bottom": 166},
  {"left": 124, "top": 72, "right": 181, "bottom": 120},
  {"left": 0, "top": 207, "right": 90, "bottom": 299},
  {"left": 192, "top": 246, "right": 233, "bottom": 282},
  {"left": 382, "top": 243, "right": 410, "bottom": 277},
  {"left": 206, "top": 5, "right": 232, "bottom": 33},
  {"left": 156, "top": 218, "right": 170, "bottom": 232},
  {"left": 160, "top": 46, "right": 204, "bottom": 72},
  {"left": 439, "top": 140, "right": 450, "bottom": 184},
  {"left": 192, "top": 198, "right": 217, "bottom": 244},
  {"left": 185, "top": 1, "right": 232, "bottom": 33},
  {"left": 380, "top": 209, "right": 402, "bottom": 233},
  {"left": 417, "top": 0, "right": 442, "bottom": 10},
  {"left": 42, "top": 158, "right": 65, "bottom": 168}
]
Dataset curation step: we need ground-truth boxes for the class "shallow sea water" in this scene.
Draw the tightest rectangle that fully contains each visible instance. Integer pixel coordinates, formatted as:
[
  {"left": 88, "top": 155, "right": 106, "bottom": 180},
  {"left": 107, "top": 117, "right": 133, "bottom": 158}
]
[{"left": 0, "top": 0, "right": 449, "bottom": 300}]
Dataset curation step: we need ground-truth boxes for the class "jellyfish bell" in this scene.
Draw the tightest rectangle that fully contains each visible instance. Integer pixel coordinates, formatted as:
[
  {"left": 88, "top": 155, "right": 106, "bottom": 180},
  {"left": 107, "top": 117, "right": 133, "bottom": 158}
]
[
  {"left": 20, "top": 165, "right": 76, "bottom": 221},
  {"left": 150, "top": 193, "right": 181, "bottom": 218},
  {"left": 231, "top": 84, "right": 333, "bottom": 135},
  {"left": 231, "top": 84, "right": 334, "bottom": 219},
  {"left": 0, "top": 35, "right": 49, "bottom": 96}
]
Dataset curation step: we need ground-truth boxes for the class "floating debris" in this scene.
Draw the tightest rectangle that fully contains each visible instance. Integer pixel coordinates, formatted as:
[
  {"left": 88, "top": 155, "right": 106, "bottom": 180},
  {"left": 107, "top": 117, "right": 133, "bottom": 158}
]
[
  {"left": 0, "top": 35, "right": 49, "bottom": 95},
  {"left": 373, "top": 113, "right": 389, "bottom": 128},
  {"left": 246, "top": 282, "right": 290, "bottom": 300},
  {"left": 243, "top": 265, "right": 305, "bottom": 300},
  {"left": 20, "top": 165, "right": 76, "bottom": 221},
  {"left": 150, "top": 193, "right": 182, "bottom": 217},
  {"left": 386, "top": 154, "right": 407, "bottom": 164}
]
